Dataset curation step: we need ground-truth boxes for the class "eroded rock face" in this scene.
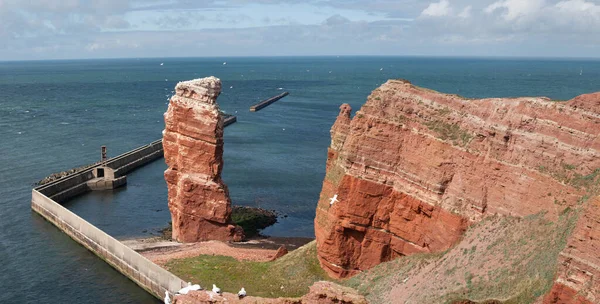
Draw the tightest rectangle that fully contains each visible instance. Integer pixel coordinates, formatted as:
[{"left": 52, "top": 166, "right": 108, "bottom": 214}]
[
  {"left": 544, "top": 196, "right": 600, "bottom": 304},
  {"left": 315, "top": 79, "right": 600, "bottom": 280},
  {"left": 163, "top": 77, "right": 243, "bottom": 243}
]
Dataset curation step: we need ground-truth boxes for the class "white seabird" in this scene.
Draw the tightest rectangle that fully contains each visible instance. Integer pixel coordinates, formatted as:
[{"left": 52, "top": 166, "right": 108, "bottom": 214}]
[
  {"left": 190, "top": 283, "right": 202, "bottom": 291},
  {"left": 329, "top": 194, "right": 339, "bottom": 206},
  {"left": 212, "top": 284, "right": 221, "bottom": 294},
  {"left": 160, "top": 63, "right": 164, "bottom": 66},
  {"left": 177, "top": 282, "right": 193, "bottom": 295},
  {"left": 238, "top": 287, "right": 246, "bottom": 298},
  {"left": 164, "top": 291, "right": 172, "bottom": 304},
  {"left": 223, "top": 62, "right": 227, "bottom": 65}
]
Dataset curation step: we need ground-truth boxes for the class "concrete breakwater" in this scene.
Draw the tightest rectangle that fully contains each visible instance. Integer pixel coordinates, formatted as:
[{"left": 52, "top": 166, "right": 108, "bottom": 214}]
[
  {"left": 223, "top": 113, "right": 237, "bottom": 127},
  {"left": 32, "top": 140, "right": 186, "bottom": 300},
  {"left": 35, "top": 140, "right": 163, "bottom": 203},
  {"left": 250, "top": 92, "right": 289, "bottom": 112}
]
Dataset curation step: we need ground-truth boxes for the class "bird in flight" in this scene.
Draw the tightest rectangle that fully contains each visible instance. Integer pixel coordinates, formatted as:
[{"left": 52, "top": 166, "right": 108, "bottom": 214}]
[{"left": 329, "top": 194, "right": 339, "bottom": 206}]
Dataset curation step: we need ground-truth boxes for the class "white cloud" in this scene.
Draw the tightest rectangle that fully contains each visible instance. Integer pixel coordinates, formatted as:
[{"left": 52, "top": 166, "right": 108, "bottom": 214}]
[
  {"left": 324, "top": 14, "right": 352, "bottom": 26},
  {"left": 555, "top": 0, "right": 600, "bottom": 13},
  {"left": 458, "top": 5, "right": 472, "bottom": 18},
  {"left": 421, "top": 0, "right": 451, "bottom": 17},
  {"left": 2, "top": 0, "right": 600, "bottom": 59},
  {"left": 484, "top": 0, "right": 545, "bottom": 21}
]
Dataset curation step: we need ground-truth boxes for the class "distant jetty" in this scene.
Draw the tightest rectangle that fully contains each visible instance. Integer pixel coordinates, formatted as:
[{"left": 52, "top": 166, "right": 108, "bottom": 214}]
[
  {"left": 223, "top": 113, "right": 237, "bottom": 127},
  {"left": 250, "top": 92, "right": 289, "bottom": 112}
]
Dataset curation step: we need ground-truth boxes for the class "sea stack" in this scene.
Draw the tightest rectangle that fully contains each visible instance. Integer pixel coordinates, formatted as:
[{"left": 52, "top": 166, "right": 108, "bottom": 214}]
[
  {"left": 163, "top": 77, "right": 243, "bottom": 243},
  {"left": 315, "top": 77, "right": 600, "bottom": 297}
]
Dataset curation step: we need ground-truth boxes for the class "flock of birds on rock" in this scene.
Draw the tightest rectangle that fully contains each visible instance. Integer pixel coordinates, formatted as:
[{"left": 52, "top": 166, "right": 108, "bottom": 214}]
[{"left": 164, "top": 282, "right": 246, "bottom": 303}]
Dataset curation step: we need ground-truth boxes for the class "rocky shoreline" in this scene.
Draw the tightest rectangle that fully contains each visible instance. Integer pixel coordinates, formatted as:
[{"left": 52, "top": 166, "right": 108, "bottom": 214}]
[{"left": 160, "top": 205, "right": 280, "bottom": 241}]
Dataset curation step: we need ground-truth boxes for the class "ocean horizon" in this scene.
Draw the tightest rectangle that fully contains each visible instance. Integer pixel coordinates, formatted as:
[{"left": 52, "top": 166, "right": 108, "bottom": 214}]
[{"left": 3, "top": 55, "right": 600, "bottom": 63}]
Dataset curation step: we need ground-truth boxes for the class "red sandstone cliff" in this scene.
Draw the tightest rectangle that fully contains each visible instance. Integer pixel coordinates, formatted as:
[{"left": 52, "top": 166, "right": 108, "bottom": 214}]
[
  {"left": 314, "top": 80, "right": 600, "bottom": 302},
  {"left": 543, "top": 197, "right": 599, "bottom": 304},
  {"left": 163, "top": 77, "right": 243, "bottom": 243}
]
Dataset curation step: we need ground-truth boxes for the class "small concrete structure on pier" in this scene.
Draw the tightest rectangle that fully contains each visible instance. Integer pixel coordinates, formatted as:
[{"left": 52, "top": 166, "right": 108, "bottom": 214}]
[
  {"left": 85, "top": 146, "right": 127, "bottom": 191},
  {"left": 87, "top": 166, "right": 126, "bottom": 190}
]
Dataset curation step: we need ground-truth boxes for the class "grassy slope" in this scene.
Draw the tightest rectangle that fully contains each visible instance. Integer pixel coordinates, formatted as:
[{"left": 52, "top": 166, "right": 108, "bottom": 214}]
[
  {"left": 164, "top": 241, "right": 331, "bottom": 298},
  {"left": 344, "top": 210, "right": 579, "bottom": 304}
]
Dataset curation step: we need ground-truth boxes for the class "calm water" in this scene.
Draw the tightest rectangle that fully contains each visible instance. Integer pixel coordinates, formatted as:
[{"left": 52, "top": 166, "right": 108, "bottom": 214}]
[{"left": 1, "top": 57, "right": 599, "bottom": 303}]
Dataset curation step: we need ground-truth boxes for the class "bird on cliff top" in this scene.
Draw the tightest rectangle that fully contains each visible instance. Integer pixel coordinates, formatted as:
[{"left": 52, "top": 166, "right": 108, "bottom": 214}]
[
  {"left": 190, "top": 283, "right": 202, "bottom": 291},
  {"left": 238, "top": 287, "right": 246, "bottom": 298},
  {"left": 164, "top": 291, "right": 171, "bottom": 304},
  {"left": 212, "top": 284, "right": 221, "bottom": 294},
  {"left": 176, "top": 282, "right": 193, "bottom": 295},
  {"left": 329, "top": 194, "right": 339, "bottom": 206}
]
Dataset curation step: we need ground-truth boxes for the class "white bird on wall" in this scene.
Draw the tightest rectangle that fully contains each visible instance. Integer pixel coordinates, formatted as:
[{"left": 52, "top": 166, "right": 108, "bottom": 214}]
[
  {"left": 329, "top": 194, "right": 339, "bottom": 206},
  {"left": 238, "top": 287, "right": 246, "bottom": 298},
  {"left": 164, "top": 291, "right": 171, "bottom": 304},
  {"left": 212, "top": 284, "right": 221, "bottom": 294}
]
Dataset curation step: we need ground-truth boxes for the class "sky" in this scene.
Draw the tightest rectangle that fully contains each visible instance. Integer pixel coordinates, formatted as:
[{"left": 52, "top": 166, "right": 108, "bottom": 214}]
[{"left": 1, "top": 0, "right": 600, "bottom": 60}]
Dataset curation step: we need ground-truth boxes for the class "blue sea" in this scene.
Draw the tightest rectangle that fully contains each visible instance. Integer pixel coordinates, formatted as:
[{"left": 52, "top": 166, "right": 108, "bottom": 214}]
[{"left": 1, "top": 57, "right": 599, "bottom": 303}]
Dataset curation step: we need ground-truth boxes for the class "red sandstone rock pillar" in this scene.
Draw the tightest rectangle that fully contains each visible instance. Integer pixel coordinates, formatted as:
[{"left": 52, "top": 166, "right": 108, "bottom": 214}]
[{"left": 163, "top": 77, "right": 243, "bottom": 243}]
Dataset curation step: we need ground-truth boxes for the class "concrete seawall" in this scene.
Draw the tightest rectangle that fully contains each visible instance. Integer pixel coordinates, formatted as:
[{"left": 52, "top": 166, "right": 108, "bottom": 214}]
[
  {"left": 32, "top": 140, "right": 186, "bottom": 300},
  {"left": 31, "top": 190, "right": 185, "bottom": 299}
]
